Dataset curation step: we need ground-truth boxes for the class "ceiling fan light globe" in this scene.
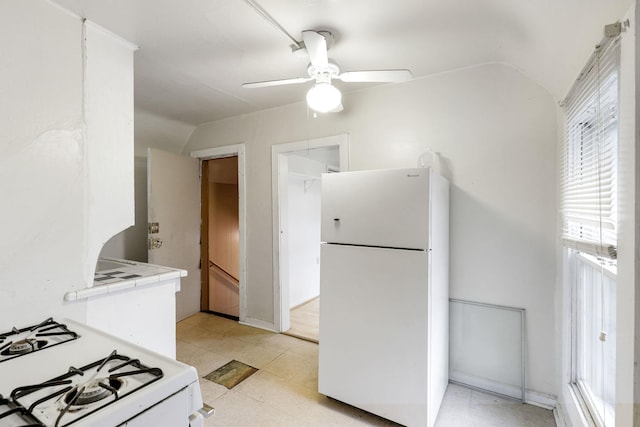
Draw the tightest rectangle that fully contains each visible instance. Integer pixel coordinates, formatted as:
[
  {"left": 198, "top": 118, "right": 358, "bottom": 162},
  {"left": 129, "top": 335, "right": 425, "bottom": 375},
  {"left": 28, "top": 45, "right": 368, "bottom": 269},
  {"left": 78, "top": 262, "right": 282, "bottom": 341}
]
[{"left": 306, "top": 83, "right": 342, "bottom": 113}]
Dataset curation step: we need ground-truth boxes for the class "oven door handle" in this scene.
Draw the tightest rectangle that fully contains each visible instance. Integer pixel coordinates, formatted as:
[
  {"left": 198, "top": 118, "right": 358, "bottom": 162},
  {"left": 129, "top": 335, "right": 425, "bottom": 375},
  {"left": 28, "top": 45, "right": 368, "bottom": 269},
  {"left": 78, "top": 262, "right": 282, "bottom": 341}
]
[{"left": 198, "top": 403, "right": 215, "bottom": 418}]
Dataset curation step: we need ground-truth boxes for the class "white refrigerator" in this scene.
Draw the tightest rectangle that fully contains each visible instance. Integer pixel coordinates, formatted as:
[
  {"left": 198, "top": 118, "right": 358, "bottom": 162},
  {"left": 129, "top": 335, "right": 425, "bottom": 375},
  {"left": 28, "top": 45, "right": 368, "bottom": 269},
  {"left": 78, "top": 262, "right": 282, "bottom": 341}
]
[{"left": 318, "top": 167, "right": 449, "bottom": 427}]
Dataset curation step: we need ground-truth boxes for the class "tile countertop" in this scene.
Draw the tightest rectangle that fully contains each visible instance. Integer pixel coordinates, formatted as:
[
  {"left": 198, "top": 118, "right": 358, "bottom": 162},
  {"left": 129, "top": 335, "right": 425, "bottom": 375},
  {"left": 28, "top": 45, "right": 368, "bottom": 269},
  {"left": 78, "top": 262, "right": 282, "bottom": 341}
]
[{"left": 64, "top": 258, "right": 187, "bottom": 302}]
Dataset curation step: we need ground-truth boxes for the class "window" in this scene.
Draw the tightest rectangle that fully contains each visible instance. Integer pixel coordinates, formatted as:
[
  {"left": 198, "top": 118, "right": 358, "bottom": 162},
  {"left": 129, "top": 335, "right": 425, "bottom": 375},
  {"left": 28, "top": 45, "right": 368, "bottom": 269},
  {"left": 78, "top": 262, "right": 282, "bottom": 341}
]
[
  {"left": 570, "top": 251, "right": 616, "bottom": 426},
  {"left": 561, "top": 34, "right": 619, "bottom": 427}
]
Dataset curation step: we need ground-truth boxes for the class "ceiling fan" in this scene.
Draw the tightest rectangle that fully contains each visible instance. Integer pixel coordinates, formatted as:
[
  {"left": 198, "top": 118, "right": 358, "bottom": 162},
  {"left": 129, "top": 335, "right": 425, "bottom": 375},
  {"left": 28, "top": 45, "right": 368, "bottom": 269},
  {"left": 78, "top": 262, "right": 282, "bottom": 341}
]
[{"left": 242, "top": 30, "right": 413, "bottom": 113}]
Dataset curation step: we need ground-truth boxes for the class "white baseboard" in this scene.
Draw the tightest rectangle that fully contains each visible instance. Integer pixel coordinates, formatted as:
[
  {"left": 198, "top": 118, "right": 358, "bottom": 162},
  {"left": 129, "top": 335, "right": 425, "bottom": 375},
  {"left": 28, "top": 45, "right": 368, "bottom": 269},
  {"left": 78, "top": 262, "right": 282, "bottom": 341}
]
[
  {"left": 554, "top": 405, "right": 568, "bottom": 427},
  {"left": 450, "top": 371, "right": 557, "bottom": 410},
  {"left": 526, "top": 389, "right": 557, "bottom": 410},
  {"left": 240, "top": 316, "right": 277, "bottom": 332}
]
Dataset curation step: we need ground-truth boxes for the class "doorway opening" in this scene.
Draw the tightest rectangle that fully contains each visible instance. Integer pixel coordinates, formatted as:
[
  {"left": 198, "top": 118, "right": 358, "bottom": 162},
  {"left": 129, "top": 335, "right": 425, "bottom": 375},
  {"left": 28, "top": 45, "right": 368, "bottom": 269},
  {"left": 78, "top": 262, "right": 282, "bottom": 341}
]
[
  {"left": 201, "top": 156, "right": 240, "bottom": 320},
  {"left": 191, "top": 143, "right": 247, "bottom": 324},
  {"left": 272, "top": 134, "right": 349, "bottom": 338}
]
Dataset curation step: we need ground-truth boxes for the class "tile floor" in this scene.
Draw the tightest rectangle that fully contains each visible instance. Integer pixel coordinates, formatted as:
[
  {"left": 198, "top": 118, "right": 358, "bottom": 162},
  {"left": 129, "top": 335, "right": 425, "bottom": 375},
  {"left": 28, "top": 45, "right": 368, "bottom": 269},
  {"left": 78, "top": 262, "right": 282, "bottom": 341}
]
[
  {"left": 177, "top": 312, "right": 556, "bottom": 427},
  {"left": 285, "top": 297, "right": 320, "bottom": 343}
]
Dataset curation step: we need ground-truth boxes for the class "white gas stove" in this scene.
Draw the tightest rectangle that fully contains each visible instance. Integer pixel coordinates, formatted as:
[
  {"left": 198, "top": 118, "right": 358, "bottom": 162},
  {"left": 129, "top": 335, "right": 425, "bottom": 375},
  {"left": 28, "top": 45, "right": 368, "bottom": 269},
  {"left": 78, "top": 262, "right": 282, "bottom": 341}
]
[{"left": 0, "top": 318, "right": 208, "bottom": 427}]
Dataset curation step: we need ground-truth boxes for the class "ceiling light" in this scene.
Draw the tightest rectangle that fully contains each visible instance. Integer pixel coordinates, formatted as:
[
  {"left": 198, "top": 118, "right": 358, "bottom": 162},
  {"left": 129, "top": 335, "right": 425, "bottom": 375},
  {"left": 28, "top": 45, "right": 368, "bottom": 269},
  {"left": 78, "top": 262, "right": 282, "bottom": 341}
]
[{"left": 306, "top": 82, "right": 342, "bottom": 113}]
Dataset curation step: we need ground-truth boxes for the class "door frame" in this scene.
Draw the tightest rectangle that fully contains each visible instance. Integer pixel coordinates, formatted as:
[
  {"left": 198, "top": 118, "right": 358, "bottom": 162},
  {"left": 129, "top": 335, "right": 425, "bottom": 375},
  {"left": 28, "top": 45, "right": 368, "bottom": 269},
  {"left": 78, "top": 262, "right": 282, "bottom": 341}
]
[
  {"left": 190, "top": 144, "right": 247, "bottom": 323},
  {"left": 271, "top": 134, "right": 349, "bottom": 332}
]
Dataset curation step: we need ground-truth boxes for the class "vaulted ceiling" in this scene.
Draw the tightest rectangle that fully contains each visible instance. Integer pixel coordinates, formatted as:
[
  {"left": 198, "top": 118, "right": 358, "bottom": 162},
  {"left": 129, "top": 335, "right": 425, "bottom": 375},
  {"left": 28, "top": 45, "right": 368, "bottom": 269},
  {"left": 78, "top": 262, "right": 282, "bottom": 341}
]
[{"left": 52, "top": 0, "right": 633, "bottom": 135}]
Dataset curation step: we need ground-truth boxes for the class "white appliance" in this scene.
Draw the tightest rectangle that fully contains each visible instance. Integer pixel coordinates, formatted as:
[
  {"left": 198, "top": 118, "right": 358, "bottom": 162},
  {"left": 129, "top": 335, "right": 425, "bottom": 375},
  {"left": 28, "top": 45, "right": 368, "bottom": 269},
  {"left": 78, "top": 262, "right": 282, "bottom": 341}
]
[
  {"left": 318, "top": 167, "right": 449, "bottom": 427},
  {"left": 0, "top": 318, "right": 208, "bottom": 426}
]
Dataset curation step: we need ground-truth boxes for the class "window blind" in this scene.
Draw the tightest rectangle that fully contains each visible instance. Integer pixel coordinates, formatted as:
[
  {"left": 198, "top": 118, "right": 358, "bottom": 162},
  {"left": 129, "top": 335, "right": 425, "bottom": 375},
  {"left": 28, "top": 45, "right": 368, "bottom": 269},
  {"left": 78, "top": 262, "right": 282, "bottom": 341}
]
[{"left": 560, "top": 36, "right": 619, "bottom": 260}]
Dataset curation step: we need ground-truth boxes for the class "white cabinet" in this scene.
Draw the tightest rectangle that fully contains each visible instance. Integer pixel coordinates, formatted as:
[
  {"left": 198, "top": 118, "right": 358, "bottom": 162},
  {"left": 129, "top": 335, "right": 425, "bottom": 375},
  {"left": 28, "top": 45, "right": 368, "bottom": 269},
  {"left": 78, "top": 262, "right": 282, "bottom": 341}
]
[
  {"left": 85, "top": 278, "right": 179, "bottom": 359},
  {"left": 66, "top": 260, "right": 186, "bottom": 359}
]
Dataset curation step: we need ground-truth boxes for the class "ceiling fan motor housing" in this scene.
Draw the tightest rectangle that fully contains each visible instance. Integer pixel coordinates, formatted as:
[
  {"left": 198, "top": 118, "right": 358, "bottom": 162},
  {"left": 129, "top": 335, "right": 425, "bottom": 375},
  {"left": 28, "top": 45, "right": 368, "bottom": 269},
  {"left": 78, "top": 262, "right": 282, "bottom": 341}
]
[{"left": 308, "top": 61, "right": 340, "bottom": 82}]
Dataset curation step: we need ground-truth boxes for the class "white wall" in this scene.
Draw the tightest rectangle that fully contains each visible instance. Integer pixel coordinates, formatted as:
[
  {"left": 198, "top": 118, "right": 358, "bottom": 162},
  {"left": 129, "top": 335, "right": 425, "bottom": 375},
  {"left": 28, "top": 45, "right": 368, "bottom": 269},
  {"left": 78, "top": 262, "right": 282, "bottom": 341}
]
[
  {"left": 84, "top": 22, "right": 136, "bottom": 276},
  {"left": 99, "top": 156, "right": 149, "bottom": 262},
  {"left": 134, "top": 109, "right": 196, "bottom": 158},
  {"left": 0, "top": 2, "right": 86, "bottom": 327},
  {"left": 0, "top": 1, "right": 135, "bottom": 329},
  {"left": 184, "top": 62, "right": 558, "bottom": 398}
]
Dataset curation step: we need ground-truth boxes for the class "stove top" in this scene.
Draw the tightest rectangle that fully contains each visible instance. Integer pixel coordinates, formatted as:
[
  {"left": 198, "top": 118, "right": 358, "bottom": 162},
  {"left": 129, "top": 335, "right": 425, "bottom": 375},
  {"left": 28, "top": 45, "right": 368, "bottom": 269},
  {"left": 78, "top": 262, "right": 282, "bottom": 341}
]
[
  {"left": 0, "top": 318, "right": 79, "bottom": 363},
  {"left": 0, "top": 318, "right": 203, "bottom": 427}
]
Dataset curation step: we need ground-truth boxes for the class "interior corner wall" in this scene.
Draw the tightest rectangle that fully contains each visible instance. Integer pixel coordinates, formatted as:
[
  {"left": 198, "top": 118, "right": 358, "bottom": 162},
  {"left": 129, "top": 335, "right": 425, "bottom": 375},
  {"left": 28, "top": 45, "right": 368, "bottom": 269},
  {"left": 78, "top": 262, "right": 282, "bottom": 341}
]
[{"left": 183, "top": 62, "right": 558, "bottom": 398}]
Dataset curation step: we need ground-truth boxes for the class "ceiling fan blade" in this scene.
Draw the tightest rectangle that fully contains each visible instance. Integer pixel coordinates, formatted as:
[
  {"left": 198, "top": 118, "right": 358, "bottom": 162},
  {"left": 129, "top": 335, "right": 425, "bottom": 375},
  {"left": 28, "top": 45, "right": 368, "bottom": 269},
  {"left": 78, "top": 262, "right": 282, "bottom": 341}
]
[
  {"left": 336, "top": 69, "right": 413, "bottom": 83},
  {"left": 302, "top": 30, "right": 328, "bottom": 69},
  {"left": 242, "top": 77, "right": 313, "bottom": 88}
]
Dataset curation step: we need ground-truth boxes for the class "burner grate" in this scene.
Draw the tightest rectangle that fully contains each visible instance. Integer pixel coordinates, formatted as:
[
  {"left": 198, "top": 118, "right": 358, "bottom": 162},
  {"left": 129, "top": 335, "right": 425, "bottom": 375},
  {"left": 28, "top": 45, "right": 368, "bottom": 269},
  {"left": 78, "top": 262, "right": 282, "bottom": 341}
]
[
  {"left": 0, "top": 394, "right": 44, "bottom": 426},
  {"left": 10, "top": 350, "right": 164, "bottom": 427},
  {"left": 0, "top": 318, "right": 79, "bottom": 363}
]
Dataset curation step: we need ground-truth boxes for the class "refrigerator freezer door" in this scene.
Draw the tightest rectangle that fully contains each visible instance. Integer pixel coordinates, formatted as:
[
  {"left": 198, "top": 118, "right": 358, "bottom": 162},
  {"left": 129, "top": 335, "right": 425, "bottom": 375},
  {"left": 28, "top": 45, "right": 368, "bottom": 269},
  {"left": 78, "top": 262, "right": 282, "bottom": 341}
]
[
  {"left": 319, "top": 243, "right": 439, "bottom": 427},
  {"left": 321, "top": 168, "right": 430, "bottom": 250}
]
